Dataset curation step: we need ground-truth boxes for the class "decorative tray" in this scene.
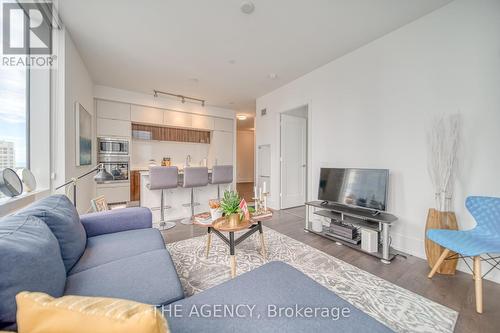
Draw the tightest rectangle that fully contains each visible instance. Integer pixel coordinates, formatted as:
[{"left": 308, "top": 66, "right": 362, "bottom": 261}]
[
  {"left": 212, "top": 217, "right": 252, "bottom": 232},
  {"left": 250, "top": 210, "right": 273, "bottom": 220}
]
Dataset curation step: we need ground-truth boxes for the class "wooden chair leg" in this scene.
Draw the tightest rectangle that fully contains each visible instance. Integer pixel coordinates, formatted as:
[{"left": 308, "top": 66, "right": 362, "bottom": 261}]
[
  {"left": 230, "top": 255, "right": 236, "bottom": 278},
  {"left": 474, "top": 256, "right": 483, "bottom": 314},
  {"left": 205, "top": 233, "right": 212, "bottom": 258},
  {"left": 260, "top": 232, "right": 267, "bottom": 259},
  {"left": 428, "top": 249, "right": 450, "bottom": 278}
]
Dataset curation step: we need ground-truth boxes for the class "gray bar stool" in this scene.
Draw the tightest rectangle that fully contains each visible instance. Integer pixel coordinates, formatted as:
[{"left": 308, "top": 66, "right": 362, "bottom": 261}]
[
  {"left": 181, "top": 167, "right": 209, "bottom": 225},
  {"left": 148, "top": 166, "right": 179, "bottom": 230},
  {"left": 211, "top": 165, "right": 233, "bottom": 199}
]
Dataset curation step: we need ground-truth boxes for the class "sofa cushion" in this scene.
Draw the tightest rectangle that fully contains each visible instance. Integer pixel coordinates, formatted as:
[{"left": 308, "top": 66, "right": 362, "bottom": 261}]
[
  {"left": 16, "top": 291, "right": 169, "bottom": 333},
  {"left": 166, "top": 261, "right": 393, "bottom": 333},
  {"left": 16, "top": 194, "right": 87, "bottom": 271},
  {"left": 80, "top": 207, "right": 153, "bottom": 237},
  {"left": 64, "top": 249, "right": 184, "bottom": 306},
  {"left": 0, "top": 215, "right": 66, "bottom": 330},
  {"left": 69, "top": 228, "right": 166, "bottom": 275}
]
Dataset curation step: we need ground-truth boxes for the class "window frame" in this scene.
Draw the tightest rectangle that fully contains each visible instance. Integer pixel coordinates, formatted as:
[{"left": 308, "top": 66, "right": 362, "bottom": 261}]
[
  {"left": 23, "top": 3, "right": 30, "bottom": 169},
  {"left": 25, "top": 21, "right": 30, "bottom": 169}
]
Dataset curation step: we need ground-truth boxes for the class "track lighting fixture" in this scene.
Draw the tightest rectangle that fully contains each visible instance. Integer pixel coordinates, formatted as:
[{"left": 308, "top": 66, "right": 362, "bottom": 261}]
[{"left": 153, "top": 90, "right": 205, "bottom": 107}]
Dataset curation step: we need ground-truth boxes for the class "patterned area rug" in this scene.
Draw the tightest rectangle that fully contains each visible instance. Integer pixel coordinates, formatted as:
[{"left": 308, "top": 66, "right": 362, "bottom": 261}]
[{"left": 166, "top": 227, "right": 458, "bottom": 333}]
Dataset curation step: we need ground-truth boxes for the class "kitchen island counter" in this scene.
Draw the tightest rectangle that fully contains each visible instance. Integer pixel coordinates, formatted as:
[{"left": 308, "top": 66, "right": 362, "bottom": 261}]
[{"left": 139, "top": 170, "right": 228, "bottom": 226}]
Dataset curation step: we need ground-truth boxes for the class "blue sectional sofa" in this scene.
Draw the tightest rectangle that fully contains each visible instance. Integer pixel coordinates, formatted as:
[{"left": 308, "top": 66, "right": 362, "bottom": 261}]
[
  {"left": 0, "top": 195, "right": 183, "bottom": 331},
  {"left": 0, "top": 194, "right": 393, "bottom": 332}
]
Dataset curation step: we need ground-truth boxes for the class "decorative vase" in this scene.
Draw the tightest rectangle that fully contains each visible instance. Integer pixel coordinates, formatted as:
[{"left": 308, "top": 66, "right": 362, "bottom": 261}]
[
  {"left": 424, "top": 208, "right": 458, "bottom": 275},
  {"left": 227, "top": 213, "right": 241, "bottom": 228}
]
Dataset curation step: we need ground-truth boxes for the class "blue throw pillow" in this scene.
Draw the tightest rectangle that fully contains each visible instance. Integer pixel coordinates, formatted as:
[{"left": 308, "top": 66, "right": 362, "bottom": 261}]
[
  {"left": 16, "top": 194, "right": 87, "bottom": 271},
  {"left": 0, "top": 215, "right": 67, "bottom": 330}
]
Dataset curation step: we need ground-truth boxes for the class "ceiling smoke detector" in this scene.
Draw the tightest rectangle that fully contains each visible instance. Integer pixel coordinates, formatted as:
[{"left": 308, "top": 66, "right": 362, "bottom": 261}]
[{"left": 240, "top": 1, "right": 255, "bottom": 14}]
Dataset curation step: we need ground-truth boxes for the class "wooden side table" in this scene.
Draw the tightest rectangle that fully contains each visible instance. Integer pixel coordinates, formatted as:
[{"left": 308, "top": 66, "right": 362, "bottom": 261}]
[{"left": 193, "top": 213, "right": 271, "bottom": 278}]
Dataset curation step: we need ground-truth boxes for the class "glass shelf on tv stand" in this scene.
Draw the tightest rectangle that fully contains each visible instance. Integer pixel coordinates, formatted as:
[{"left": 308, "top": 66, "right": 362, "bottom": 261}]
[{"left": 304, "top": 201, "right": 398, "bottom": 264}]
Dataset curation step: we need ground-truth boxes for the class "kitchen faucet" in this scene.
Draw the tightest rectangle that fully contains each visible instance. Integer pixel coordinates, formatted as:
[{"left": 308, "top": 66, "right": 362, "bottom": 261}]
[{"left": 185, "top": 155, "right": 192, "bottom": 167}]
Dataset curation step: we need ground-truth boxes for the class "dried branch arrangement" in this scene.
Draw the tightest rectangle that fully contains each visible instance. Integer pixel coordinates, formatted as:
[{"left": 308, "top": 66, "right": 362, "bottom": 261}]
[{"left": 427, "top": 114, "right": 461, "bottom": 212}]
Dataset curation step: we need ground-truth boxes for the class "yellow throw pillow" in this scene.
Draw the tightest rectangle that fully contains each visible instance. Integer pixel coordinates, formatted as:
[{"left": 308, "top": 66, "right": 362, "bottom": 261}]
[{"left": 16, "top": 292, "right": 169, "bottom": 333}]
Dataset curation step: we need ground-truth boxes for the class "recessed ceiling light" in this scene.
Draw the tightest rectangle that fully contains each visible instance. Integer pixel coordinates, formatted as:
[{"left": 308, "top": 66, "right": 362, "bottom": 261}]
[
  {"left": 268, "top": 73, "right": 278, "bottom": 80},
  {"left": 237, "top": 115, "right": 247, "bottom": 120},
  {"left": 240, "top": 1, "right": 255, "bottom": 14}
]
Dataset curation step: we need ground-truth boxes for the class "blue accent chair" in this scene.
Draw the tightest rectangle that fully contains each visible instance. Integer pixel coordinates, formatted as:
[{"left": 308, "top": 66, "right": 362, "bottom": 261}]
[{"left": 427, "top": 196, "right": 500, "bottom": 314}]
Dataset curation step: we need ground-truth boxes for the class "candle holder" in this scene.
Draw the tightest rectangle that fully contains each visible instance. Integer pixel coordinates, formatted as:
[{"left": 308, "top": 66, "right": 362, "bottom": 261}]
[
  {"left": 252, "top": 196, "right": 261, "bottom": 213},
  {"left": 253, "top": 191, "right": 270, "bottom": 215},
  {"left": 262, "top": 191, "right": 269, "bottom": 213}
]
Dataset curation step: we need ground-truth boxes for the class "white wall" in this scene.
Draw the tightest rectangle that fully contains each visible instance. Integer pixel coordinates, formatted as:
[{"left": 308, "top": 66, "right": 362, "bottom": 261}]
[
  {"left": 236, "top": 130, "right": 255, "bottom": 183},
  {"left": 62, "top": 31, "right": 96, "bottom": 213},
  {"left": 131, "top": 140, "right": 210, "bottom": 170},
  {"left": 256, "top": 0, "right": 500, "bottom": 282}
]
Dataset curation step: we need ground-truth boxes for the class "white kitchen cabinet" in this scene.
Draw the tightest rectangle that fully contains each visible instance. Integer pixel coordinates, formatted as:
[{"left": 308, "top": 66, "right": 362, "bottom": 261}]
[
  {"left": 131, "top": 105, "right": 164, "bottom": 124},
  {"left": 213, "top": 118, "right": 234, "bottom": 132},
  {"left": 164, "top": 110, "right": 192, "bottom": 128},
  {"left": 97, "top": 118, "right": 131, "bottom": 138},
  {"left": 191, "top": 114, "right": 214, "bottom": 130},
  {"left": 96, "top": 183, "right": 130, "bottom": 203},
  {"left": 96, "top": 100, "right": 131, "bottom": 121},
  {"left": 208, "top": 130, "right": 234, "bottom": 167}
]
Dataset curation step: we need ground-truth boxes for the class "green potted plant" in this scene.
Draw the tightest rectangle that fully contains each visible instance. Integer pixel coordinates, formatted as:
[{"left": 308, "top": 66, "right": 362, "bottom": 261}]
[{"left": 220, "top": 190, "right": 242, "bottom": 227}]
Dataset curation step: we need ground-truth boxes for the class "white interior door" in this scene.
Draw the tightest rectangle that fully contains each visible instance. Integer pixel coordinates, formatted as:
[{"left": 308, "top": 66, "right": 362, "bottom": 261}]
[{"left": 280, "top": 114, "right": 307, "bottom": 209}]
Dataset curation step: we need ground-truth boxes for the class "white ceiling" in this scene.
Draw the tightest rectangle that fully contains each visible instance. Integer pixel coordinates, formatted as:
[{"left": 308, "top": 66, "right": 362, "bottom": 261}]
[{"left": 58, "top": 0, "right": 452, "bottom": 114}]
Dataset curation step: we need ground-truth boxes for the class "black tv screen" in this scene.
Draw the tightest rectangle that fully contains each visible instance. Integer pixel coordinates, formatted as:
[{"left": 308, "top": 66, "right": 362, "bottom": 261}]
[{"left": 318, "top": 168, "right": 389, "bottom": 211}]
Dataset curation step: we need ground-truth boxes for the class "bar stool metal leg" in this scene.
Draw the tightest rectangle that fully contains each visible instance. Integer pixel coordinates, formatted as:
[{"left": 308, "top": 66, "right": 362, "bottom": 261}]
[
  {"left": 217, "top": 184, "right": 231, "bottom": 200},
  {"left": 159, "top": 189, "right": 176, "bottom": 230},
  {"left": 181, "top": 188, "right": 195, "bottom": 225}
]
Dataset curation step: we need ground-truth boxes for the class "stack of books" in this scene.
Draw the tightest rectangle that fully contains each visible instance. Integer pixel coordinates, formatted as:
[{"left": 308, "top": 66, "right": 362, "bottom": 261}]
[{"left": 193, "top": 212, "right": 212, "bottom": 224}]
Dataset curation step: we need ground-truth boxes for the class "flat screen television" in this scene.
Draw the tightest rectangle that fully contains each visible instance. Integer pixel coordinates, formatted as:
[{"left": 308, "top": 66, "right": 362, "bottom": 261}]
[{"left": 318, "top": 168, "right": 389, "bottom": 211}]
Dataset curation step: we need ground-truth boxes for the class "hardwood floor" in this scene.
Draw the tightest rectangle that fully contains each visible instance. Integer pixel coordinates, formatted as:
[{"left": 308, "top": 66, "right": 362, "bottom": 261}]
[{"left": 160, "top": 206, "right": 500, "bottom": 333}]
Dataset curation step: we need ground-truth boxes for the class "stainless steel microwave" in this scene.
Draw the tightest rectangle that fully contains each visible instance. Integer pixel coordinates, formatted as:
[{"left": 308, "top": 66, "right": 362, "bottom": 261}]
[{"left": 98, "top": 138, "right": 129, "bottom": 155}]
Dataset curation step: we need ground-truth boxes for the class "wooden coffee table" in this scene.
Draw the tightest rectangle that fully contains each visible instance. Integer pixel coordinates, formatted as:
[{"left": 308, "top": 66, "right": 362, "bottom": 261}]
[{"left": 193, "top": 212, "right": 272, "bottom": 278}]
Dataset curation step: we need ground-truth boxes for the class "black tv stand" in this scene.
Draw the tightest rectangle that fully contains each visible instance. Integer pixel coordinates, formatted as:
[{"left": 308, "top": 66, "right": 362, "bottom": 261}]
[{"left": 304, "top": 201, "right": 398, "bottom": 264}]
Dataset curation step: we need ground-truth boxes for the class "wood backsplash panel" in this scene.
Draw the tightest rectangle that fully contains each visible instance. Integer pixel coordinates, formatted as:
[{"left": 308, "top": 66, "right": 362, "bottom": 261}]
[{"left": 132, "top": 123, "right": 210, "bottom": 144}]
